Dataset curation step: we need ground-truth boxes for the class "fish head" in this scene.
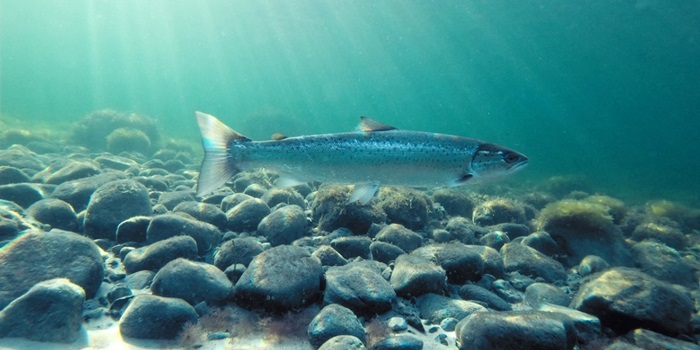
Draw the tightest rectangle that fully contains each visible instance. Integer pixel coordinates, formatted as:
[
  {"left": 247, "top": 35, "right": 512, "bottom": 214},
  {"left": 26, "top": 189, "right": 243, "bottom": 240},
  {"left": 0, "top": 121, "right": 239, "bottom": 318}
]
[{"left": 470, "top": 143, "right": 528, "bottom": 179}]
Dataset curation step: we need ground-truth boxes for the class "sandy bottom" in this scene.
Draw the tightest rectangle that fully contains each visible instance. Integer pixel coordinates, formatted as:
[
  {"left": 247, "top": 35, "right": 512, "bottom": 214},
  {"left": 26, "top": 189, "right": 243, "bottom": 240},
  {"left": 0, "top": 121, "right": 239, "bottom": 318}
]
[
  {"left": 0, "top": 322, "right": 456, "bottom": 350},
  {"left": 0, "top": 325, "right": 315, "bottom": 350}
]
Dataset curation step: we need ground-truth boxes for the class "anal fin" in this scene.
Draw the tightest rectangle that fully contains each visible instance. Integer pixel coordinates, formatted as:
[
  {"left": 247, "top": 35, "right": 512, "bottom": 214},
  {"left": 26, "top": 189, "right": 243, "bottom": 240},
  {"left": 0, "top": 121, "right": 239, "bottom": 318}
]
[{"left": 348, "top": 182, "right": 380, "bottom": 205}]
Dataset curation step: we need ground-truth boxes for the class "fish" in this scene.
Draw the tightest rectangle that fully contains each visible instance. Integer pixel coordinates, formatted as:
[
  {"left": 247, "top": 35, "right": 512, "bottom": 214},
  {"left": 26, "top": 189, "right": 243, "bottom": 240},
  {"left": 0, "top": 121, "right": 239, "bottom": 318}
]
[{"left": 195, "top": 111, "right": 528, "bottom": 204}]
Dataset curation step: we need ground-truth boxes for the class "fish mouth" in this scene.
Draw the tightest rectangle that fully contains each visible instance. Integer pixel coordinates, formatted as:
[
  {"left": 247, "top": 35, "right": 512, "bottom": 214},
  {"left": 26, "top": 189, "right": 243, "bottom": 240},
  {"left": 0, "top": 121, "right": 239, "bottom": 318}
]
[{"left": 507, "top": 159, "right": 528, "bottom": 172}]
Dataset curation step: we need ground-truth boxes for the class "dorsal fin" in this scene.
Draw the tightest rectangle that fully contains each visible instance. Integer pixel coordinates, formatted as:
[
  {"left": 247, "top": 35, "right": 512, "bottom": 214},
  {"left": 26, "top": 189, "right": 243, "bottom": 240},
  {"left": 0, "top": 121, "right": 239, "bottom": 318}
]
[
  {"left": 271, "top": 133, "right": 288, "bottom": 140},
  {"left": 356, "top": 117, "right": 397, "bottom": 132}
]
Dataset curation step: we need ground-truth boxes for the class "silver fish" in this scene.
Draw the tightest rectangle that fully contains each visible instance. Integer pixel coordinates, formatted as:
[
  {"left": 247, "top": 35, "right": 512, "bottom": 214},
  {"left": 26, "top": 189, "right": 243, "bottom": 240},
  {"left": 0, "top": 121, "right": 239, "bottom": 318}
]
[{"left": 195, "top": 111, "right": 528, "bottom": 204}]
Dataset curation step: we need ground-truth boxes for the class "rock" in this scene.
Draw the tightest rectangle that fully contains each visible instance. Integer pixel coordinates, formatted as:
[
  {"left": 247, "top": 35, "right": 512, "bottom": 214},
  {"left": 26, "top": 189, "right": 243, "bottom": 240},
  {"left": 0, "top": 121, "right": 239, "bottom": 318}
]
[
  {"left": 537, "top": 199, "right": 632, "bottom": 267},
  {"left": 390, "top": 254, "right": 446, "bottom": 298},
  {"left": 45, "top": 161, "right": 100, "bottom": 185},
  {"left": 26, "top": 198, "right": 78, "bottom": 231},
  {"left": 375, "top": 224, "right": 423, "bottom": 252},
  {"left": 116, "top": 216, "right": 151, "bottom": 243},
  {"left": 412, "top": 243, "right": 502, "bottom": 283},
  {"left": 388, "top": 317, "right": 408, "bottom": 332},
  {"left": 312, "top": 245, "right": 348, "bottom": 267},
  {"left": 243, "top": 184, "right": 267, "bottom": 197},
  {"left": 119, "top": 295, "right": 198, "bottom": 339},
  {"left": 226, "top": 198, "right": 270, "bottom": 232},
  {"left": 521, "top": 231, "right": 560, "bottom": 256},
  {"left": 492, "top": 279, "right": 523, "bottom": 303},
  {"left": 324, "top": 263, "right": 396, "bottom": 315},
  {"left": 418, "top": 293, "right": 487, "bottom": 325},
  {"left": 570, "top": 267, "right": 693, "bottom": 335},
  {"left": 631, "top": 222, "right": 687, "bottom": 250},
  {"left": 537, "top": 303, "right": 603, "bottom": 345},
  {"left": 627, "top": 328, "right": 700, "bottom": 350},
  {"left": 157, "top": 191, "right": 195, "bottom": 210},
  {"left": 445, "top": 217, "right": 487, "bottom": 244},
  {"left": 318, "top": 335, "right": 367, "bottom": 350},
  {"left": 95, "top": 154, "right": 139, "bottom": 171},
  {"left": 577, "top": 255, "right": 610, "bottom": 277},
  {"left": 234, "top": 245, "right": 322, "bottom": 311},
  {"left": 83, "top": 179, "right": 152, "bottom": 239},
  {"left": 501, "top": 243, "right": 567, "bottom": 283},
  {"left": 220, "top": 193, "right": 253, "bottom": 213},
  {"left": 330, "top": 236, "right": 372, "bottom": 259},
  {"left": 307, "top": 304, "right": 366, "bottom": 348},
  {"left": 151, "top": 258, "right": 232, "bottom": 305},
  {"left": 472, "top": 198, "right": 527, "bottom": 226},
  {"left": 432, "top": 188, "right": 474, "bottom": 217},
  {"left": 372, "top": 335, "right": 424, "bottom": 350},
  {"left": 489, "top": 223, "right": 531, "bottom": 239},
  {"left": 107, "top": 127, "right": 152, "bottom": 154},
  {"left": 369, "top": 241, "right": 405, "bottom": 264},
  {"left": 631, "top": 240, "right": 696, "bottom": 287},
  {"left": 0, "top": 278, "right": 85, "bottom": 343},
  {"left": 213, "top": 237, "right": 265, "bottom": 269},
  {"left": 524, "top": 282, "right": 572, "bottom": 308},
  {"left": 262, "top": 188, "right": 307, "bottom": 209},
  {"left": 124, "top": 270, "right": 155, "bottom": 290},
  {"left": 379, "top": 188, "right": 432, "bottom": 230},
  {"left": 479, "top": 231, "right": 510, "bottom": 250},
  {"left": 311, "top": 185, "right": 386, "bottom": 234},
  {"left": 257, "top": 205, "right": 307, "bottom": 246},
  {"left": 173, "top": 201, "right": 227, "bottom": 229},
  {"left": 123, "top": 236, "right": 198, "bottom": 273},
  {"left": 0, "top": 166, "right": 30, "bottom": 185},
  {"left": 50, "top": 172, "right": 126, "bottom": 211},
  {"left": 458, "top": 284, "right": 512, "bottom": 311},
  {"left": 455, "top": 311, "right": 576, "bottom": 350},
  {"left": 0, "top": 230, "right": 103, "bottom": 309},
  {"left": 0, "top": 183, "right": 45, "bottom": 208},
  {"left": 147, "top": 214, "right": 222, "bottom": 255}
]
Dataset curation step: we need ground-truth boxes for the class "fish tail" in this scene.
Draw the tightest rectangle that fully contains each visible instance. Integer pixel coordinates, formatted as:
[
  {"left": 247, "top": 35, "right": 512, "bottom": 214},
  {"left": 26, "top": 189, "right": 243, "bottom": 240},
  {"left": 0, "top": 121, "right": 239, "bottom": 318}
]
[{"left": 195, "top": 111, "right": 250, "bottom": 197}]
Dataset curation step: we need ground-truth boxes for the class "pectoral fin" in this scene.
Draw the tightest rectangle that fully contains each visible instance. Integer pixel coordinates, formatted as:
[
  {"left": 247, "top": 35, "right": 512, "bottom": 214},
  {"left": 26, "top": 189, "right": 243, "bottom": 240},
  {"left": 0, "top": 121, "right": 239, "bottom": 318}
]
[{"left": 348, "top": 182, "right": 380, "bottom": 205}]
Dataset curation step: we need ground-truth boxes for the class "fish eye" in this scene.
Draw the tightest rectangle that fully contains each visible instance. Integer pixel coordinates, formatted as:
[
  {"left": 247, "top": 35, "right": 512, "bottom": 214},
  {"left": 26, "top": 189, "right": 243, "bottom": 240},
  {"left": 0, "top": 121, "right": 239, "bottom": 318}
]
[{"left": 504, "top": 152, "right": 520, "bottom": 163}]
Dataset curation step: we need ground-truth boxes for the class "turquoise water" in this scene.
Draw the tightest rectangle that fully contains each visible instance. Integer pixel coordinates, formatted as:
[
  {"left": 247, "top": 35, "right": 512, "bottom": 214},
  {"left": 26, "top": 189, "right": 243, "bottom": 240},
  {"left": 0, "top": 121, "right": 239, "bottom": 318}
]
[{"left": 1, "top": 0, "right": 699, "bottom": 202}]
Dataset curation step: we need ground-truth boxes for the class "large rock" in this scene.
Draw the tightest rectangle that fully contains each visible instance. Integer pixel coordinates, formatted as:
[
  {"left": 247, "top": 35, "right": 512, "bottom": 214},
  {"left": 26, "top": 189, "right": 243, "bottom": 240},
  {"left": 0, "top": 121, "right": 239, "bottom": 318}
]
[
  {"left": 570, "top": 267, "right": 693, "bottom": 335},
  {"left": 26, "top": 198, "right": 79, "bottom": 232},
  {"left": 84, "top": 179, "right": 152, "bottom": 239},
  {"left": 390, "top": 254, "right": 446, "bottom": 298},
  {"left": 324, "top": 263, "right": 396, "bottom": 315},
  {"left": 256, "top": 205, "right": 307, "bottom": 246},
  {"left": 412, "top": 243, "right": 502, "bottom": 283},
  {"left": 226, "top": 198, "right": 270, "bottom": 232},
  {"left": 417, "top": 293, "right": 486, "bottom": 324},
  {"left": 147, "top": 214, "right": 222, "bottom": 255},
  {"left": 458, "top": 284, "right": 512, "bottom": 311},
  {"left": 307, "top": 304, "right": 366, "bottom": 348},
  {"left": 45, "top": 161, "right": 100, "bottom": 185},
  {"left": 501, "top": 243, "right": 567, "bottom": 283},
  {"left": 234, "top": 245, "right": 323, "bottom": 311},
  {"left": 151, "top": 258, "right": 232, "bottom": 305},
  {"left": 213, "top": 236, "right": 265, "bottom": 269},
  {"left": 455, "top": 311, "right": 576, "bottom": 350},
  {"left": 0, "top": 230, "right": 103, "bottom": 309},
  {"left": 0, "top": 183, "right": 45, "bottom": 208},
  {"left": 631, "top": 240, "right": 696, "bottom": 288},
  {"left": 119, "top": 295, "right": 198, "bottom": 339},
  {"left": 50, "top": 172, "right": 126, "bottom": 211},
  {"left": 0, "top": 278, "right": 85, "bottom": 343},
  {"left": 173, "top": 201, "right": 227, "bottom": 229},
  {"left": 537, "top": 200, "right": 632, "bottom": 267},
  {"left": 123, "top": 235, "right": 198, "bottom": 273},
  {"left": 375, "top": 224, "right": 423, "bottom": 252}
]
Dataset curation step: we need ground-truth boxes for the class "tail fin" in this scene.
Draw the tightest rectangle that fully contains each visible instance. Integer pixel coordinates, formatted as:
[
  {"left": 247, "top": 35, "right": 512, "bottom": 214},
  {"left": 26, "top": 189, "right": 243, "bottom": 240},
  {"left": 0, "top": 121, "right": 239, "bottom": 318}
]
[{"left": 195, "top": 111, "right": 250, "bottom": 197}]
